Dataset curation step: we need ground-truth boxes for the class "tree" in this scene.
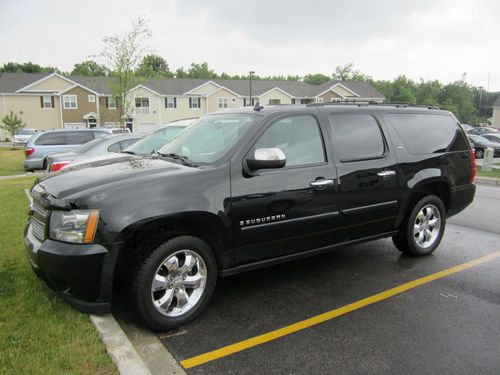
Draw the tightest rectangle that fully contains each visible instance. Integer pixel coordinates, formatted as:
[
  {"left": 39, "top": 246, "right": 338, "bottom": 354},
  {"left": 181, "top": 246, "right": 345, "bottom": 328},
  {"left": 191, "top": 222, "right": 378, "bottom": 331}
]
[
  {"left": 136, "top": 54, "right": 173, "bottom": 78},
  {"left": 438, "top": 81, "right": 477, "bottom": 123},
  {"left": 99, "top": 16, "right": 152, "bottom": 127},
  {"left": 175, "top": 67, "right": 188, "bottom": 78},
  {"left": 303, "top": 73, "right": 330, "bottom": 85},
  {"left": 71, "top": 60, "right": 108, "bottom": 76},
  {"left": 187, "top": 62, "right": 217, "bottom": 79},
  {"left": 1, "top": 62, "right": 59, "bottom": 74},
  {"left": 1, "top": 111, "right": 26, "bottom": 146},
  {"left": 332, "top": 63, "right": 371, "bottom": 81}
]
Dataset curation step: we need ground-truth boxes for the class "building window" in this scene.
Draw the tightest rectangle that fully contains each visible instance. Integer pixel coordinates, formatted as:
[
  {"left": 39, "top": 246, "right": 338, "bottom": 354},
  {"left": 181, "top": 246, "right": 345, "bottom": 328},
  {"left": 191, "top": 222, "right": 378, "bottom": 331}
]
[
  {"left": 331, "top": 98, "right": 341, "bottom": 103},
  {"left": 317, "top": 98, "right": 324, "bottom": 103},
  {"left": 63, "top": 95, "right": 77, "bottom": 109},
  {"left": 107, "top": 97, "right": 117, "bottom": 109},
  {"left": 268, "top": 99, "right": 281, "bottom": 105},
  {"left": 189, "top": 97, "right": 201, "bottom": 109},
  {"left": 135, "top": 98, "right": 149, "bottom": 114},
  {"left": 41, "top": 95, "right": 53, "bottom": 108},
  {"left": 88, "top": 95, "right": 96, "bottom": 102},
  {"left": 217, "top": 97, "right": 229, "bottom": 109},
  {"left": 231, "top": 97, "right": 237, "bottom": 103},
  {"left": 165, "top": 97, "right": 177, "bottom": 108},
  {"left": 243, "top": 97, "right": 255, "bottom": 107}
]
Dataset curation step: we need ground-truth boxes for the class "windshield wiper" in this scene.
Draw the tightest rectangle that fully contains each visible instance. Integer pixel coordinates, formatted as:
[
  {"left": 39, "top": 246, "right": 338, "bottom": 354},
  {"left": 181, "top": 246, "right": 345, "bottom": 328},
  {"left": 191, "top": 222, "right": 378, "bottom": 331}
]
[
  {"left": 157, "top": 152, "right": 198, "bottom": 167},
  {"left": 122, "top": 150, "right": 136, "bottom": 155}
]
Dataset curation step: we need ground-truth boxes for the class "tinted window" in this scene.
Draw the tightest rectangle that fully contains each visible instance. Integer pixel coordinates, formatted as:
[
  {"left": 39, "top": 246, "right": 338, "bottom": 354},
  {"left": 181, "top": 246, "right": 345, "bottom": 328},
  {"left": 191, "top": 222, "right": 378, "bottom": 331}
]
[
  {"left": 107, "top": 141, "right": 122, "bottom": 153},
  {"left": 254, "top": 115, "right": 325, "bottom": 167},
  {"left": 482, "top": 134, "right": 500, "bottom": 143},
  {"left": 66, "top": 131, "right": 94, "bottom": 145},
  {"left": 330, "top": 114, "right": 385, "bottom": 161},
  {"left": 17, "top": 130, "right": 36, "bottom": 135},
  {"left": 118, "top": 138, "right": 139, "bottom": 150},
  {"left": 387, "top": 114, "right": 469, "bottom": 154},
  {"left": 35, "top": 132, "right": 67, "bottom": 145},
  {"left": 93, "top": 131, "right": 110, "bottom": 139},
  {"left": 73, "top": 137, "right": 108, "bottom": 153}
]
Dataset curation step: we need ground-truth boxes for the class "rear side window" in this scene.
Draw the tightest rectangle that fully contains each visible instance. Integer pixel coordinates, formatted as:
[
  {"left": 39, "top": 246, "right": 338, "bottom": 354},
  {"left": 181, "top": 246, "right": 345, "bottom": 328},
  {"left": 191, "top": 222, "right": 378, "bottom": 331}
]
[
  {"left": 66, "top": 131, "right": 94, "bottom": 145},
  {"left": 330, "top": 114, "right": 385, "bottom": 161},
  {"left": 386, "top": 114, "right": 469, "bottom": 154},
  {"left": 35, "top": 132, "right": 67, "bottom": 145},
  {"left": 253, "top": 115, "right": 325, "bottom": 167}
]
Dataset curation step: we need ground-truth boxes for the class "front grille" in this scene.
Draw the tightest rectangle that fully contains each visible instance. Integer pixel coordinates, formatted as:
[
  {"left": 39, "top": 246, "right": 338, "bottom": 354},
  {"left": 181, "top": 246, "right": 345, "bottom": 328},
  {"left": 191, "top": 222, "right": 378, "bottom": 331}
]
[{"left": 30, "top": 196, "right": 49, "bottom": 242}]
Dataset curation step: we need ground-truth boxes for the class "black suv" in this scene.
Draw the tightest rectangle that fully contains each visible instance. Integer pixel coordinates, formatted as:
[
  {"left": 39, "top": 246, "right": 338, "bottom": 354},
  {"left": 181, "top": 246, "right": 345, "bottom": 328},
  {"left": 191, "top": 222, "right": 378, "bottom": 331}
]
[{"left": 24, "top": 104, "right": 476, "bottom": 330}]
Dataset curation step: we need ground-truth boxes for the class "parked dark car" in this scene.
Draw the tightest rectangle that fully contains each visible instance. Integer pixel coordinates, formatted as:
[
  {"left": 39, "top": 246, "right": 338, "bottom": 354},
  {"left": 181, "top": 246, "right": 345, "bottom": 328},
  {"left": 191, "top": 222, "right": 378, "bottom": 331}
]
[
  {"left": 23, "top": 128, "right": 114, "bottom": 170},
  {"left": 467, "top": 135, "right": 500, "bottom": 158},
  {"left": 25, "top": 104, "right": 475, "bottom": 330},
  {"left": 480, "top": 133, "right": 500, "bottom": 144},
  {"left": 467, "top": 126, "right": 498, "bottom": 135},
  {"left": 46, "top": 134, "right": 142, "bottom": 172}
]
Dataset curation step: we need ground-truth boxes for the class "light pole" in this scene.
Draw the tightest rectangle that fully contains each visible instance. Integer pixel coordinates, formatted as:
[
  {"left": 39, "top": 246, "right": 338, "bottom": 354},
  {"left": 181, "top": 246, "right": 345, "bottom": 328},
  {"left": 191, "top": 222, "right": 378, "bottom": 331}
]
[
  {"left": 249, "top": 71, "right": 255, "bottom": 107},
  {"left": 478, "top": 86, "right": 484, "bottom": 119}
]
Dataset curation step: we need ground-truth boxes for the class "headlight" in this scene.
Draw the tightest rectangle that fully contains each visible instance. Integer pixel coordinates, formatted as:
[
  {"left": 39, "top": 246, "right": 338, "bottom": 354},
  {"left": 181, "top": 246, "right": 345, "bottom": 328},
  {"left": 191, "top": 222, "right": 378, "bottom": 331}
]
[{"left": 49, "top": 209, "right": 99, "bottom": 244}]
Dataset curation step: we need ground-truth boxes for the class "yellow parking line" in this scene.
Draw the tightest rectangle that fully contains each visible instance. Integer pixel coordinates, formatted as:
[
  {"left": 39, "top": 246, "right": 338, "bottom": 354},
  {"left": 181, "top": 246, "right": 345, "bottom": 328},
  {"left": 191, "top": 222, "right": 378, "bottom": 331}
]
[{"left": 181, "top": 251, "right": 500, "bottom": 369}]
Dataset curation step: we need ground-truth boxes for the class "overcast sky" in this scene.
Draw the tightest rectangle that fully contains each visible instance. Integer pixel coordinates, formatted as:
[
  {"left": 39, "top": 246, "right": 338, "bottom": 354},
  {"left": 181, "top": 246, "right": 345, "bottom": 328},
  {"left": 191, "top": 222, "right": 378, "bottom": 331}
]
[{"left": 1, "top": 0, "right": 499, "bottom": 90}]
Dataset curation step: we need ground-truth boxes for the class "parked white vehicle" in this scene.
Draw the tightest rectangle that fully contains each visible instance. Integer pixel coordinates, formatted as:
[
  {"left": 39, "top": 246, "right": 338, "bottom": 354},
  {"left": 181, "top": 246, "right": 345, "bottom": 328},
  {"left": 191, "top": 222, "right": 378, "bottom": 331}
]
[{"left": 13, "top": 128, "right": 37, "bottom": 145}]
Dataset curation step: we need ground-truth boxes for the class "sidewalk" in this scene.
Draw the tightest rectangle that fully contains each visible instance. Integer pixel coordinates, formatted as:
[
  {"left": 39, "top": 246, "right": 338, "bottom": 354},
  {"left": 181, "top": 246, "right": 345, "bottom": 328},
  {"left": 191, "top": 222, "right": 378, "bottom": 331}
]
[{"left": 0, "top": 172, "right": 43, "bottom": 180}]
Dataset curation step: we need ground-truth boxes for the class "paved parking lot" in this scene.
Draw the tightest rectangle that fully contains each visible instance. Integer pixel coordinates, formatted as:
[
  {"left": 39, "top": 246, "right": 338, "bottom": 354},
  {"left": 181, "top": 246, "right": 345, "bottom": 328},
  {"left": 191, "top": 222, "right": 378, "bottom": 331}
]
[{"left": 120, "top": 184, "right": 500, "bottom": 374}]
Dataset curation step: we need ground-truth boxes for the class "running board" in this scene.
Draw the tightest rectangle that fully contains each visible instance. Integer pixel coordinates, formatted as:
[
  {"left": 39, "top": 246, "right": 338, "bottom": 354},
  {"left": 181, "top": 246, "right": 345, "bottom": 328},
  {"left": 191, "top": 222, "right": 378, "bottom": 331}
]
[{"left": 219, "top": 231, "right": 399, "bottom": 277}]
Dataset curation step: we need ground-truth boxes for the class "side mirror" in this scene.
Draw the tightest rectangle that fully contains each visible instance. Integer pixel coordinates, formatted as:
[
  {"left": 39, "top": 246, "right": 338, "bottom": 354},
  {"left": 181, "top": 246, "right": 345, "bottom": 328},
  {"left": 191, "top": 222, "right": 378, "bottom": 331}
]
[{"left": 246, "top": 148, "right": 286, "bottom": 170}]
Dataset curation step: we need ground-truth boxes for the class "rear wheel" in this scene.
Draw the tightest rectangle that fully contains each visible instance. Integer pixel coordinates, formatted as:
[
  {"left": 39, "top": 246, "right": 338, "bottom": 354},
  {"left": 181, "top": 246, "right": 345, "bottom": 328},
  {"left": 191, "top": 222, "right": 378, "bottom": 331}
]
[
  {"left": 131, "top": 235, "right": 217, "bottom": 331},
  {"left": 393, "top": 195, "right": 446, "bottom": 256}
]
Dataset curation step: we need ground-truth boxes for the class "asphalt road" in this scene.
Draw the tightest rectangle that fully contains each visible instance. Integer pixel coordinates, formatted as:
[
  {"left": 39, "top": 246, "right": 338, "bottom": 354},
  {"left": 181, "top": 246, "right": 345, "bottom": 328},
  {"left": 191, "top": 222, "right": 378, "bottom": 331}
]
[
  {"left": 449, "top": 184, "right": 500, "bottom": 234},
  {"left": 147, "top": 183, "right": 500, "bottom": 375}
]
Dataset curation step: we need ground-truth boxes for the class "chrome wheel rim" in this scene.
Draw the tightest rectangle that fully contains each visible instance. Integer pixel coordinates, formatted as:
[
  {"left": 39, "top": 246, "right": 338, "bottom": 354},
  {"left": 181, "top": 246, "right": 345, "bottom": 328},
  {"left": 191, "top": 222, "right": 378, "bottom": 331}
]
[
  {"left": 413, "top": 204, "right": 441, "bottom": 249},
  {"left": 151, "top": 250, "right": 207, "bottom": 317}
]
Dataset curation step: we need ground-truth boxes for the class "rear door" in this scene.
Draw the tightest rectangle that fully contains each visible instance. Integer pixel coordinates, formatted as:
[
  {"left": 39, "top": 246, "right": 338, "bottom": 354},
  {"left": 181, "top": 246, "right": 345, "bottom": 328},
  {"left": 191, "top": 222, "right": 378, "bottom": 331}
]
[
  {"left": 328, "top": 112, "right": 400, "bottom": 240},
  {"left": 230, "top": 112, "right": 340, "bottom": 265}
]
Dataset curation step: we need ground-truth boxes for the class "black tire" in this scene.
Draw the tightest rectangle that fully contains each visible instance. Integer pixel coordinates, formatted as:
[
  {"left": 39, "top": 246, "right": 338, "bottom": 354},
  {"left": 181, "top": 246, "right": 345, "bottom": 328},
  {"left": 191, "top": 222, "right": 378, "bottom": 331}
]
[
  {"left": 475, "top": 148, "right": 484, "bottom": 159},
  {"left": 131, "top": 235, "right": 217, "bottom": 331},
  {"left": 392, "top": 195, "right": 446, "bottom": 256}
]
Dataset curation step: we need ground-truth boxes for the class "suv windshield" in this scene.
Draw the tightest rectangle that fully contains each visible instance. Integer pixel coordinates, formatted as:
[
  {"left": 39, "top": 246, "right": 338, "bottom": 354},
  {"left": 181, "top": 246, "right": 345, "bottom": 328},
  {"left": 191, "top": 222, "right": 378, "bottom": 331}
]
[
  {"left": 126, "top": 126, "right": 186, "bottom": 155},
  {"left": 157, "top": 114, "right": 257, "bottom": 164}
]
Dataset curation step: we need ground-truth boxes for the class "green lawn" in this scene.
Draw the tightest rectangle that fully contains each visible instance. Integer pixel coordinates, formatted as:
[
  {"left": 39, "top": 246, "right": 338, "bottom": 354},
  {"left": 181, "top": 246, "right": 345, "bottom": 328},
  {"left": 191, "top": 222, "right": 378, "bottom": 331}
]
[
  {"left": 0, "top": 146, "right": 25, "bottom": 176},
  {"left": 476, "top": 168, "right": 500, "bottom": 179},
  {"left": 0, "top": 177, "right": 116, "bottom": 374}
]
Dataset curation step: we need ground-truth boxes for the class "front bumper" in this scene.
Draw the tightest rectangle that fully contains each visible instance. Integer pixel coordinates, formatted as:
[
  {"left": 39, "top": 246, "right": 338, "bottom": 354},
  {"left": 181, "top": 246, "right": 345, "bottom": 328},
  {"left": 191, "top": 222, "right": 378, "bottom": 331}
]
[{"left": 24, "top": 220, "right": 119, "bottom": 314}]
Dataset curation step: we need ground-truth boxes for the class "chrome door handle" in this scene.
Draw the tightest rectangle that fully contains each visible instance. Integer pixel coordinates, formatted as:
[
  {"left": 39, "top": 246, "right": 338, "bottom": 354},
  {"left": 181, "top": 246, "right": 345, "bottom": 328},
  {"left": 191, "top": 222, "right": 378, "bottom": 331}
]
[
  {"left": 377, "top": 170, "right": 396, "bottom": 177},
  {"left": 310, "top": 179, "right": 334, "bottom": 188}
]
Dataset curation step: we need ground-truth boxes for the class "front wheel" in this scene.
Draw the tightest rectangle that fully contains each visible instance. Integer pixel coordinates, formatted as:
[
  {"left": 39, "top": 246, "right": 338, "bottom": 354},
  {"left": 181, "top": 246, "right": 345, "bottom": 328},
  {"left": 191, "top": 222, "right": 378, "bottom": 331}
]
[
  {"left": 393, "top": 195, "right": 446, "bottom": 256},
  {"left": 475, "top": 148, "right": 484, "bottom": 159},
  {"left": 131, "top": 235, "right": 217, "bottom": 331}
]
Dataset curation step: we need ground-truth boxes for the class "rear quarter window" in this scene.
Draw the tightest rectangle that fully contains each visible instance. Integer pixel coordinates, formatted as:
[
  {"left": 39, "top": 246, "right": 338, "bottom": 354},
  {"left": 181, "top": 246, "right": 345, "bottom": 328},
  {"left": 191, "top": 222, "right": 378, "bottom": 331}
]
[
  {"left": 386, "top": 113, "right": 469, "bottom": 154},
  {"left": 34, "top": 132, "right": 67, "bottom": 145}
]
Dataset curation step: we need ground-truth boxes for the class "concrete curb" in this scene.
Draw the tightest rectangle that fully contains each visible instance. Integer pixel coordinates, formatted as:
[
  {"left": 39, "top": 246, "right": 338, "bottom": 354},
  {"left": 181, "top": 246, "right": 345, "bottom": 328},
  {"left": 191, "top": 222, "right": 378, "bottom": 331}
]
[
  {"left": 475, "top": 177, "right": 500, "bottom": 186},
  {"left": 116, "top": 318, "right": 188, "bottom": 375},
  {"left": 90, "top": 314, "right": 151, "bottom": 375}
]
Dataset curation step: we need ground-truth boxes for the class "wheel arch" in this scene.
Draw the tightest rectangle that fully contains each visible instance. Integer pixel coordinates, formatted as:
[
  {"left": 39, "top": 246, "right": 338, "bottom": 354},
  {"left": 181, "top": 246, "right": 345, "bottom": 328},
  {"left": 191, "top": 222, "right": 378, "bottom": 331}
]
[{"left": 113, "top": 211, "right": 230, "bottom": 290}]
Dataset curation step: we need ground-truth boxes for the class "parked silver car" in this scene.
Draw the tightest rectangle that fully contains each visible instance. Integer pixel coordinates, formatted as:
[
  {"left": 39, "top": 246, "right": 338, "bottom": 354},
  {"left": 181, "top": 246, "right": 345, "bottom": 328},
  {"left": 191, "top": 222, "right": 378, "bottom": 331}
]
[
  {"left": 46, "top": 133, "right": 142, "bottom": 172},
  {"left": 23, "top": 128, "right": 114, "bottom": 171}
]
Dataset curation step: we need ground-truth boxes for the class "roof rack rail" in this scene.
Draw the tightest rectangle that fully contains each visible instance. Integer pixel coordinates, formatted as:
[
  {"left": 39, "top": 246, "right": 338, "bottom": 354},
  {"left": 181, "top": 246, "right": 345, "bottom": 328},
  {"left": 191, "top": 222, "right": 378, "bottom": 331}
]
[{"left": 305, "top": 101, "right": 438, "bottom": 110}]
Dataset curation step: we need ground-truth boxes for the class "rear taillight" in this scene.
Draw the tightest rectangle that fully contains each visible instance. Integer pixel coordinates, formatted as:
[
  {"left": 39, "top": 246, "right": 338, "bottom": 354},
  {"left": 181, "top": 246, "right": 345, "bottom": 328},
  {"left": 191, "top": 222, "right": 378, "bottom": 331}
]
[
  {"left": 50, "top": 161, "right": 70, "bottom": 172},
  {"left": 469, "top": 149, "right": 476, "bottom": 183},
  {"left": 24, "top": 147, "right": 35, "bottom": 157}
]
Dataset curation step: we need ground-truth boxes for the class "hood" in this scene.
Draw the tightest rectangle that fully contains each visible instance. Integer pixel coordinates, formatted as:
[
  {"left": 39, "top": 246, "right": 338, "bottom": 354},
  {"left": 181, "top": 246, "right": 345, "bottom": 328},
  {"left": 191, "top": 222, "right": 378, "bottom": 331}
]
[{"left": 39, "top": 157, "right": 188, "bottom": 200}]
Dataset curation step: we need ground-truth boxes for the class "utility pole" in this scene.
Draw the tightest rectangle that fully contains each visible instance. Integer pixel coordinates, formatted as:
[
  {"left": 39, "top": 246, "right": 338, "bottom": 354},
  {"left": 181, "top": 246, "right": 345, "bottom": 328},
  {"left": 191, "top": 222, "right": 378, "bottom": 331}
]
[
  {"left": 478, "top": 86, "right": 484, "bottom": 118},
  {"left": 249, "top": 71, "right": 255, "bottom": 107}
]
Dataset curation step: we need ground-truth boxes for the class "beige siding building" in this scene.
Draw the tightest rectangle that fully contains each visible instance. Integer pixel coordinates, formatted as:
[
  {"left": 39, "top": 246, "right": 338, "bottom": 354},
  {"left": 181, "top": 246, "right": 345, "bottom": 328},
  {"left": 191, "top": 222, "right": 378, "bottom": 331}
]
[{"left": 0, "top": 73, "right": 385, "bottom": 139}]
